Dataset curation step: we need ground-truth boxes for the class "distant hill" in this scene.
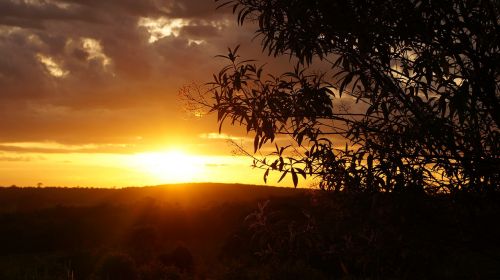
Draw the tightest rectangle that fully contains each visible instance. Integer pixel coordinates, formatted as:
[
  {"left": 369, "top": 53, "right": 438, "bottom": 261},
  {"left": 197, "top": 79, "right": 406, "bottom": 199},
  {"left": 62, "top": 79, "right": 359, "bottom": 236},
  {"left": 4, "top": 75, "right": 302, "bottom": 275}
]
[
  {"left": 0, "top": 183, "right": 305, "bottom": 213},
  {"left": 0, "top": 183, "right": 309, "bottom": 279},
  {"left": 0, "top": 183, "right": 499, "bottom": 279}
]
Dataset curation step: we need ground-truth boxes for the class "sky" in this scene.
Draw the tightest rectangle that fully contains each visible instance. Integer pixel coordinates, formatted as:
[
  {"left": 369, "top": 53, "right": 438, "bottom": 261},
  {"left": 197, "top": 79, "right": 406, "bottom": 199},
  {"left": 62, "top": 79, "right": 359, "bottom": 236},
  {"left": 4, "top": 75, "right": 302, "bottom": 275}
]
[{"left": 0, "top": 0, "right": 316, "bottom": 187}]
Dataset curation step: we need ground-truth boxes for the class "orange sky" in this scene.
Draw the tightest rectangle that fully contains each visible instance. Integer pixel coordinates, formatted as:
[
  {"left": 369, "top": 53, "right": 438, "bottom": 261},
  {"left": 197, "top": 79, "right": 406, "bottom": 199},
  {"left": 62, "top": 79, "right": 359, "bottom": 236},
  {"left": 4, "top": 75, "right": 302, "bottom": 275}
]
[{"left": 0, "top": 0, "right": 316, "bottom": 188}]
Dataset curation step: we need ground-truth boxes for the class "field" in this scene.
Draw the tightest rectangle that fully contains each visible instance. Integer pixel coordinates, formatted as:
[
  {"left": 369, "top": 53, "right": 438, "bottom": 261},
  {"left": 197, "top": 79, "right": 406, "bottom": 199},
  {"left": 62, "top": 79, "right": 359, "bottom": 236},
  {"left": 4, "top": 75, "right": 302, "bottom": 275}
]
[{"left": 0, "top": 184, "right": 499, "bottom": 279}]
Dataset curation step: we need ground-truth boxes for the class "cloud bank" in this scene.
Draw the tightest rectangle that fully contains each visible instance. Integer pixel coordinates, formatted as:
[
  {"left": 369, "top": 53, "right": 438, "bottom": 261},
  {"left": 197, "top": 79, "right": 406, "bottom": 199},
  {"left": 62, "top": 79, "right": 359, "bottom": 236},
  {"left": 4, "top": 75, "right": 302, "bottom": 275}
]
[{"left": 0, "top": 0, "right": 262, "bottom": 146}]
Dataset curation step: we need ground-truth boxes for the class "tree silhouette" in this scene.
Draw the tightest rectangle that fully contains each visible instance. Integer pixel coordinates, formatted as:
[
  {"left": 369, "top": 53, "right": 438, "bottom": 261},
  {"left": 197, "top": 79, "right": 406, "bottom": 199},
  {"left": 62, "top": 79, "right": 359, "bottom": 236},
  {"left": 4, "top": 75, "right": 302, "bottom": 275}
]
[{"left": 186, "top": 0, "right": 499, "bottom": 193}]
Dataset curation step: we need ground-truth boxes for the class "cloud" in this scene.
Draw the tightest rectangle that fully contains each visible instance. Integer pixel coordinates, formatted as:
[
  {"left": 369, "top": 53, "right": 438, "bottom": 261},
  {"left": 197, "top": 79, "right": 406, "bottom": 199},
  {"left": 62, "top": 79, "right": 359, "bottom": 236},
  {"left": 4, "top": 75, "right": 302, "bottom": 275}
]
[
  {"left": 0, "top": 0, "right": 292, "bottom": 150},
  {"left": 205, "top": 163, "right": 228, "bottom": 167},
  {"left": 0, "top": 155, "right": 36, "bottom": 162},
  {"left": 37, "top": 53, "right": 69, "bottom": 77},
  {"left": 199, "top": 132, "right": 242, "bottom": 141},
  {"left": 0, "top": 141, "right": 135, "bottom": 154}
]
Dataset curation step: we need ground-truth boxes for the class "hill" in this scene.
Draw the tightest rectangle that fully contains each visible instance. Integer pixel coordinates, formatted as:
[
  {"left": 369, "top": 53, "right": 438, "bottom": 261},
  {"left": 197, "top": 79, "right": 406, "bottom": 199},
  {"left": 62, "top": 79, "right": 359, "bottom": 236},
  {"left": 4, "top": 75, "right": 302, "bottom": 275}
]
[
  {"left": 0, "top": 183, "right": 305, "bottom": 279},
  {"left": 0, "top": 184, "right": 499, "bottom": 279},
  {"left": 0, "top": 183, "right": 303, "bottom": 213}
]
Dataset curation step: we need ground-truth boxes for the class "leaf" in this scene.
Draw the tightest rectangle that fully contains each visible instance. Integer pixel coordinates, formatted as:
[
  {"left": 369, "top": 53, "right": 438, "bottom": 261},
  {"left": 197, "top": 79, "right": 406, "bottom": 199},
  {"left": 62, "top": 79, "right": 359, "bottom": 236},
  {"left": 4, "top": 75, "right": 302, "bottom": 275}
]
[
  {"left": 381, "top": 102, "right": 389, "bottom": 120},
  {"left": 218, "top": 115, "right": 226, "bottom": 133},
  {"left": 238, "top": 9, "right": 252, "bottom": 25},
  {"left": 270, "top": 160, "right": 278, "bottom": 170},
  {"left": 291, "top": 169, "right": 298, "bottom": 187},
  {"left": 263, "top": 168, "right": 270, "bottom": 183},
  {"left": 297, "top": 131, "right": 304, "bottom": 146},
  {"left": 233, "top": 44, "right": 240, "bottom": 56},
  {"left": 253, "top": 135, "right": 260, "bottom": 153},
  {"left": 278, "top": 170, "right": 288, "bottom": 183},
  {"left": 279, "top": 157, "right": 285, "bottom": 171},
  {"left": 215, "top": 0, "right": 233, "bottom": 10},
  {"left": 279, "top": 145, "right": 290, "bottom": 156},
  {"left": 339, "top": 72, "right": 354, "bottom": 94},
  {"left": 296, "top": 168, "right": 307, "bottom": 179}
]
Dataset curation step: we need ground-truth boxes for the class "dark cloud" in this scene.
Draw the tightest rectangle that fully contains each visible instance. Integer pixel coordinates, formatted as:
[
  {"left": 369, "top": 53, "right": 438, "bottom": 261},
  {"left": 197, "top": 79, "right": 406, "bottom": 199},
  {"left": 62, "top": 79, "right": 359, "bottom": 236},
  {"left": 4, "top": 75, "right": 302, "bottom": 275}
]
[
  {"left": 164, "top": 0, "right": 226, "bottom": 18},
  {"left": 0, "top": 1, "right": 102, "bottom": 27},
  {"left": 0, "top": 0, "right": 289, "bottom": 147},
  {"left": 180, "top": 24, "right": 221, "bottom": 38}
]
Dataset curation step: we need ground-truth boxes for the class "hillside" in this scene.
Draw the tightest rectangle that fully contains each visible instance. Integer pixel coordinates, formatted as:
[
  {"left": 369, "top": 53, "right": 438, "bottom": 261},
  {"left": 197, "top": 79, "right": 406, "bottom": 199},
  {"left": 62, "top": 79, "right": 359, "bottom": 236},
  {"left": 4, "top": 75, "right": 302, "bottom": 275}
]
[
  {"left": 0, "top": 183, "right": 303, "bottom": 213},
  {"left": 0, "top": 184, "right": 306, "bottom": 279},
  {"left": 1, "top": 184, "right": 499, "bottom": 279}
]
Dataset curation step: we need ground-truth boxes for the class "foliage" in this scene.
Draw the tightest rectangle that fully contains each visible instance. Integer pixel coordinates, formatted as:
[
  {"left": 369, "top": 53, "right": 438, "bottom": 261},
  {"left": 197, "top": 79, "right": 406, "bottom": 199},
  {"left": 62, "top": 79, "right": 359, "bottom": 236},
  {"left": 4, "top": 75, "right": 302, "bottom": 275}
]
[
  {"left": 221, "top": 192, "right": 500, "bottom": 279},
  {"left": 94, "top": 253, "right": 139, "bottom": 280},
  {"left": 186, "top": 0, "right": 500, "bottom": 192}
]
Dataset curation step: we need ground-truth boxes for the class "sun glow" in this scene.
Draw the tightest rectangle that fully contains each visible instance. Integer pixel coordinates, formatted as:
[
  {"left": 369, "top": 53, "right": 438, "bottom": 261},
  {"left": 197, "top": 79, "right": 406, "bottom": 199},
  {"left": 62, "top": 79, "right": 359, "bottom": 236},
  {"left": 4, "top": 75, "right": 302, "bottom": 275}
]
[
  {"left": 36, "top": 53, "right": 68, "bottom": 78},
  {"left": 132, "top": 149, "right": 204, "bottom": 183},
  {"left": 138, "top": 17, "right": 190, "bottom": 43}
]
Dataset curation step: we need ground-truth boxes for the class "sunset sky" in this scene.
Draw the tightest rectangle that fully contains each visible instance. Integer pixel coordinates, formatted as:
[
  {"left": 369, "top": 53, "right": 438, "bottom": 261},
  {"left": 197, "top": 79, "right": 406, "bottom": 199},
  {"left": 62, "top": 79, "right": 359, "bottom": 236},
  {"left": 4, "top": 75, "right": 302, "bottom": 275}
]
[{"left": 0, "top": 0, "right": 315, "bottom": 187}]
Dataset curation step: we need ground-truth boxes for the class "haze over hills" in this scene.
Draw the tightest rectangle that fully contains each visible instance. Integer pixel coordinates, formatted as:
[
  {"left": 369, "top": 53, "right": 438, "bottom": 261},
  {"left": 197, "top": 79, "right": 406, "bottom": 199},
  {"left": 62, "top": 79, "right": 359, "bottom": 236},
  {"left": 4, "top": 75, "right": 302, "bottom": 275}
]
[{"left": 0, "top": 183, "right": 304, "bottom": 213}]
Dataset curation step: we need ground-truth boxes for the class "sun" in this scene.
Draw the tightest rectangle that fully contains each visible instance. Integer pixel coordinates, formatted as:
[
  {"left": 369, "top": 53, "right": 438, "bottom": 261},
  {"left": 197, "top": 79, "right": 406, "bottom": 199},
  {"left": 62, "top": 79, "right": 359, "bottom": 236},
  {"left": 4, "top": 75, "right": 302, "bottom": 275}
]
[{"left": 132, "top": 149, "right": 204, "bottom": 183}]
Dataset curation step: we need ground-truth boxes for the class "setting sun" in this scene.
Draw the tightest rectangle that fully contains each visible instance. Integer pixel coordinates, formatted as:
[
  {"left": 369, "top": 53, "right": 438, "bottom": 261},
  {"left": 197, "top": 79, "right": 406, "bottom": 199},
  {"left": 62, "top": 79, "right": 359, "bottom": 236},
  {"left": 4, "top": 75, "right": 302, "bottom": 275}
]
[{"left": 132, "top": 149, "right": 204, "bottom": 183}]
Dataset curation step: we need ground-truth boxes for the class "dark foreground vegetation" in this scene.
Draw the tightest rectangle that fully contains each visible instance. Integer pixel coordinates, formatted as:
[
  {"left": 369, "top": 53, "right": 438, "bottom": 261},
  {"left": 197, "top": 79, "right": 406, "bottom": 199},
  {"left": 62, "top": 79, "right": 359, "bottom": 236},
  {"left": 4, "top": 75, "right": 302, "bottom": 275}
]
[
  {"left": 0, "top": 184, "right": 499, "bottom": 279},
  {"left": 186, "top": 0, "right": 499, "bottom": 193}
]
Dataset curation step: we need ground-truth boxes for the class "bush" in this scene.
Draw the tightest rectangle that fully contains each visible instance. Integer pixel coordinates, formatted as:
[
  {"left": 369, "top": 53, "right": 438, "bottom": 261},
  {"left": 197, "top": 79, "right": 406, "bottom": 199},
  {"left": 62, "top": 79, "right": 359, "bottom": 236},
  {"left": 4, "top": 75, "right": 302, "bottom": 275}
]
[{"left": 93, "top": 253, "right": 138, "bottom": 280}]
